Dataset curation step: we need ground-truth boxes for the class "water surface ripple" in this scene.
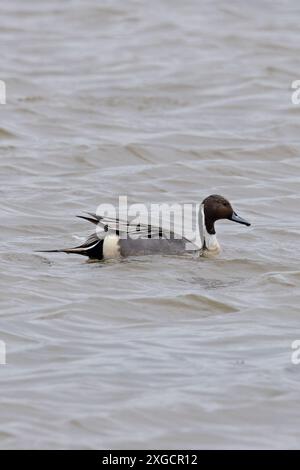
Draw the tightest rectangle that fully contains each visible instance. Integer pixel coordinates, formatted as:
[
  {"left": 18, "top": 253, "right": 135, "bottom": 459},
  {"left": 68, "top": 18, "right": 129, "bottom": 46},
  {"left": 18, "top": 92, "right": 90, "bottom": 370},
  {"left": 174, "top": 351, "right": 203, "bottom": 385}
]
[{"left": 0, "top": 0, "right": 299, "bottom": 449}]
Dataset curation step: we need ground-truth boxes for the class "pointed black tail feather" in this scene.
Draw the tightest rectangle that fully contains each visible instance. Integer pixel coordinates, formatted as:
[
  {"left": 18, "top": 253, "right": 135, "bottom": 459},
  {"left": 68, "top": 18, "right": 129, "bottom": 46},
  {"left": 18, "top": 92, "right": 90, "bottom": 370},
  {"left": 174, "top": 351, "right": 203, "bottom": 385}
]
[
  {"left": 76, "top": 214, "right": 99, "bottom": 225},
  {"left": 37, "top": 235, "right": 104, "bottom": 259}
]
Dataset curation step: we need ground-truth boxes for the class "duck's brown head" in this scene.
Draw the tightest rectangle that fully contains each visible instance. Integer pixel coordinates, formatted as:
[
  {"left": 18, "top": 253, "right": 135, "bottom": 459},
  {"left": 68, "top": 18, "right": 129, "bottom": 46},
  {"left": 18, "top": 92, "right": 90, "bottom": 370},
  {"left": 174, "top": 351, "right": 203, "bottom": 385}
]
[{"left": 202, "top": 194, "right": 251, "bottom": 235}]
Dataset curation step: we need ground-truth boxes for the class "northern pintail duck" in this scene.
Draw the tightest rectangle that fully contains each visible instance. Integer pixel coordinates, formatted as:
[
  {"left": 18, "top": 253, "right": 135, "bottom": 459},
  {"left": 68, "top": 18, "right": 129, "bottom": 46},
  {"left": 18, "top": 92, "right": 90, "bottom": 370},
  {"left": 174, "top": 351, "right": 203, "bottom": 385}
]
[{"left": 42, "top": 195, "right": 250, "bottom": 260}]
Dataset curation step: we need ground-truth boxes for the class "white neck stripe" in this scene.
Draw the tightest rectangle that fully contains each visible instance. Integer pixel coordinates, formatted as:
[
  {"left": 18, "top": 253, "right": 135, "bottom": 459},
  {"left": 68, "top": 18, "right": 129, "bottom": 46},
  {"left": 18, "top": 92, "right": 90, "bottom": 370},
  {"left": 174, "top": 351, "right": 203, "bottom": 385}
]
[{"left": 200, "top": 204, "right": 220, "bottom": 253}]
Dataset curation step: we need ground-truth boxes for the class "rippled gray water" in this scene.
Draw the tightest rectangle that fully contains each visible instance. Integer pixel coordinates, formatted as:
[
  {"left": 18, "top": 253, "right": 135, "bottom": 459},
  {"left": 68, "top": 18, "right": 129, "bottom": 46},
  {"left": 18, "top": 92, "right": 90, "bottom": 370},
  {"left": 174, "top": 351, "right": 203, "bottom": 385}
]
[{"left": 0, "top": 0, "right": 300, "bottom": 449}]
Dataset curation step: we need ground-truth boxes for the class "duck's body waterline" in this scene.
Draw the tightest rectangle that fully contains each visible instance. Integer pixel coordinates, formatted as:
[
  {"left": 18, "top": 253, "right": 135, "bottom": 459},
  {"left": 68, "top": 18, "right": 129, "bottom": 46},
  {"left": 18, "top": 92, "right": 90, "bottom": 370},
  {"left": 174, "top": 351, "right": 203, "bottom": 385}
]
[{"left": 41, "top": 195, "right": 251, "bottom": 261}]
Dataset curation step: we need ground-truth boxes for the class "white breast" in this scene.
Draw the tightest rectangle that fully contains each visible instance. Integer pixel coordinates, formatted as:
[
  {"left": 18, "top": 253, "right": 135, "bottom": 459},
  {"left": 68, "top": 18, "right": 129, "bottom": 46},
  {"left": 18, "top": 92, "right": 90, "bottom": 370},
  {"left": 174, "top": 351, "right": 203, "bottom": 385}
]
[
  {"left": 103, "top": 234, "right": 121, "bottom": 259},
  {"left": 204, "top": 233, "right": 221, "bottom": 254}
]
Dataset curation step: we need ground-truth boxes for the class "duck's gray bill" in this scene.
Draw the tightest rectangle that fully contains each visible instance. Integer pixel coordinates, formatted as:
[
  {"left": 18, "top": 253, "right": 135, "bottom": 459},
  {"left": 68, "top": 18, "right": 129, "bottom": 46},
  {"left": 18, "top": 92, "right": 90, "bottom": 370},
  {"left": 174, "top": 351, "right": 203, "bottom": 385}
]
[{"left": 230, "top": 212, "right": 251, "bottom": 226}]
